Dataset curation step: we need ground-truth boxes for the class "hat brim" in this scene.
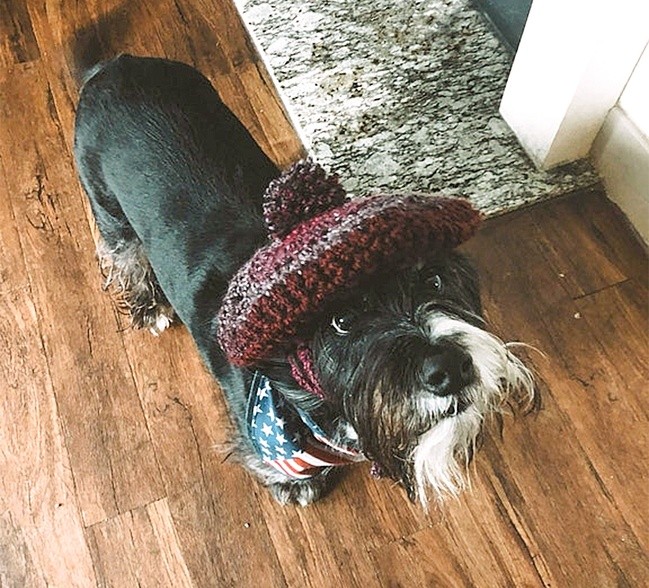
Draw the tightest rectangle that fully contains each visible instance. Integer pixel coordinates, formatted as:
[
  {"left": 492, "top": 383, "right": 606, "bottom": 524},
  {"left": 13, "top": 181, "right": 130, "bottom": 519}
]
[{"left": 217, "top": 194, "right": 482, "bottom": 366}]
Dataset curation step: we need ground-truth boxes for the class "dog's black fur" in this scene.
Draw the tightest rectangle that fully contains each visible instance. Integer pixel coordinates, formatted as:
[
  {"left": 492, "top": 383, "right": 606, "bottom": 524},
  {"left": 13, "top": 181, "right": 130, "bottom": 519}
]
[
  {"left": 75, "top": 55, "right": 274, "bottom": 359},
  {"left": 74, "top": 55, "right": 534, "bottom": 506},
  {"left": 75, "top": 54, "right": 344, "bottom": 503}
]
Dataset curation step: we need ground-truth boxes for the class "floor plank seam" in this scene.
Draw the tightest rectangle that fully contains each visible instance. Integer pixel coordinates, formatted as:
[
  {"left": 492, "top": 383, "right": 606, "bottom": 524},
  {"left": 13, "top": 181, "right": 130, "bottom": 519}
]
[
  {"left": 485, "top": 473, "right": 554, "bottom": 588},
  {"left": 82, "top": 495, "right": 167, "bottom": 532},
  {"left": 571, "top": 278, "right": 633, "bottom": 301}
]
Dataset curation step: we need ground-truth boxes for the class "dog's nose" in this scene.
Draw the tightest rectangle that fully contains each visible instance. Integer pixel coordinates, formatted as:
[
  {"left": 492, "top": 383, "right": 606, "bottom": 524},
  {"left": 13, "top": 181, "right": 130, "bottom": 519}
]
[{"left": 422, "top": 345, "right": 474, "bottom": 396}]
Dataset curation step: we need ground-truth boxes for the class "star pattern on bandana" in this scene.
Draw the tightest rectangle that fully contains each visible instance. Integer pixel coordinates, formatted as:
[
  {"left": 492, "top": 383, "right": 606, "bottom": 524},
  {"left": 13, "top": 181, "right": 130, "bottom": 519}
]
[{"left": 247, "top": 373, "right": 360, "bottom": 479}]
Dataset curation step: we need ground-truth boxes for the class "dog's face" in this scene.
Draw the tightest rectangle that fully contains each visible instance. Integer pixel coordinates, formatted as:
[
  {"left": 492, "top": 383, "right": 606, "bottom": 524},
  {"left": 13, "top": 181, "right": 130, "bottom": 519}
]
[{"left": 309, "top": 251, "right": 535, "bottom": 505}]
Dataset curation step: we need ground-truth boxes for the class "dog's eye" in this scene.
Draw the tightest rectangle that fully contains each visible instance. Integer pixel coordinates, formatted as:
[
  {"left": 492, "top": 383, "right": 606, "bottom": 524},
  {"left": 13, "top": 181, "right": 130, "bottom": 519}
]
[
  {"left": 331, "top": 313, "right": 356, "bottom": 336},
  {"left": 429, "top": 274, "right": 443, "bottom": 292}
]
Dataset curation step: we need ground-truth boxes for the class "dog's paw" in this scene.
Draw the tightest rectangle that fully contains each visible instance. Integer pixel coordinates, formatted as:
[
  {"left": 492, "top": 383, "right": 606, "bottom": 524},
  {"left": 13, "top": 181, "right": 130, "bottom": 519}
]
[
  {"left": 269, "top": 476, "right": 330, "bottom": 507},
  {"left": 148, "top": 309, "right": 174, "bottom": 336},
  {"left": 130, "top": 303, "right": 175, "bottom": 336}
]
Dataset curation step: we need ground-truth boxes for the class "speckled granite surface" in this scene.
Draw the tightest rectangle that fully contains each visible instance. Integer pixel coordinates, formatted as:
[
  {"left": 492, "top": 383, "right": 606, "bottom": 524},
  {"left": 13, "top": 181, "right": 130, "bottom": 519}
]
[{"left": 237, "top": 0, "right": 599, "bottom": 215}]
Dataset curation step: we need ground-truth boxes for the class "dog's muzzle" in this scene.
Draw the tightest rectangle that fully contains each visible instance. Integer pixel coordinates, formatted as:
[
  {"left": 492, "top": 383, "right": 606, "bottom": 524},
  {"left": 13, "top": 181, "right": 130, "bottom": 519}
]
[{"left": 410, "top": 311, "right": 536, "bottom": 506}]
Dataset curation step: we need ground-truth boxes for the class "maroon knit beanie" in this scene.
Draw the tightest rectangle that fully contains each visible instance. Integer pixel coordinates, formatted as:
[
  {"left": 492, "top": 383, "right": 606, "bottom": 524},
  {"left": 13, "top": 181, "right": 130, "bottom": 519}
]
[{"left": 217, "top": 160, "right": 482, "bottom": 366}]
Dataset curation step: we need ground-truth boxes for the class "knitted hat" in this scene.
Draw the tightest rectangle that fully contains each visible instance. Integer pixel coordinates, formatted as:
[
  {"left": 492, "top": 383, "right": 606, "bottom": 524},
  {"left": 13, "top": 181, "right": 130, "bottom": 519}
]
[{"left": 217, "top": 160, "right": 482, "bottom": 366}]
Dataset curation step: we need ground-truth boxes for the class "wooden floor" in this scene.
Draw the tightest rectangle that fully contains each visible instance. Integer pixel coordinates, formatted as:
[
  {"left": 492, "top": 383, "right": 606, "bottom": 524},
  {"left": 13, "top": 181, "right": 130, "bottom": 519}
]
[{"left": 1, "top": 1, "right": 648, "bottom": 586}]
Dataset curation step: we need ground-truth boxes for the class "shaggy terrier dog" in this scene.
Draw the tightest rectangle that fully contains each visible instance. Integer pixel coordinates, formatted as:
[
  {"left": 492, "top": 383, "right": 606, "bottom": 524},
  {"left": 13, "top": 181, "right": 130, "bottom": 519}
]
[{"left": 74, "top": 55, "right": 535, "bottom": 507}]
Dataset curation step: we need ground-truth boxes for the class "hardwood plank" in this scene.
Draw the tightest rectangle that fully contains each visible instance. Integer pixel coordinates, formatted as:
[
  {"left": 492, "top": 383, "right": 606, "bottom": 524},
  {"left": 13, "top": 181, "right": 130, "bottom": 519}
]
[
  {"left": 530, "top": 198, "right": 626, "bottom": 297},
  {"left": 572, "top": 279, "right": 649, "bottom": 530},
  {"left": 271, "top": 468, "right": 544, "bottom": 587},
  {"left": 522, "top": 190, "right": 646, "bottom": 298},
  {"left": 420, "top": 476, "right": 550, "bottom": 587},
  {"left": 333, "top": 465, "right": 424, "bottom": 550},
  {"left": 0, "top": 287, "right": 97, "bottom": 587},
  {"left": 26, "top": 0, "right": 133, "bottom": 150},
  {"left": 374, "top": 529, "right": 478, "bottom": 588},
  {"left": 88, "top": 499, "right": 193, "bottom": 588},
  {"left": 481, "top": 431, "right": 648, "bottom": 587},
  {"left": 547, "top": 191, "right": 647, "bottom": 285},
  {"left": 576, "top": 279, "right": 648, "bottom": 397},
  {"left": 167, "top": 476, "right": 288, "bottom": 588},
  {"left": 0, "top": 61, "right": 164, "bottom": 527},
  {"left": 0, "top": 0, "right": 40, "bottom": 67},
  {"left": 121, "top": 327, "right": 228, "bottom": 495},
  {"left": 0, "top": 156, "right": 28, "bottom": 294},
  {"left": 373, "top": 471, "right": 552, "bottom": 588},
  {"left": 478, "top": 196, "right": 649, "bottom": 548},
  {"left": 491, "top": 425, "right": 648, "bottom": 585},
  {"left": 255, "top": 476, "right": 403, "bottom": 588}
]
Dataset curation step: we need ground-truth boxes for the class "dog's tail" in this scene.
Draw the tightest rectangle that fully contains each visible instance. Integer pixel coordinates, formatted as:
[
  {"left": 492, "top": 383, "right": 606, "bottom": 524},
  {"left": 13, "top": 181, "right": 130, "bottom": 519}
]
[{"left": 68, "top": 4, "right": 130, "bottom": 88}]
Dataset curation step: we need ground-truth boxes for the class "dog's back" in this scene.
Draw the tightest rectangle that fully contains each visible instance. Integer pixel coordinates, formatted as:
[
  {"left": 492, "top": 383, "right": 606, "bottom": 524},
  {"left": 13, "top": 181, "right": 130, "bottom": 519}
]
[{"left": 74, "top": 55, "right": 278, "bottom": 352}]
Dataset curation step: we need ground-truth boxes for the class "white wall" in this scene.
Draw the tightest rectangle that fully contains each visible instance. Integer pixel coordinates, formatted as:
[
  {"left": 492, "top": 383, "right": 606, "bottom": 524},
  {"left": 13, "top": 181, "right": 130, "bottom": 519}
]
[
  {"left": 619, "top": 43, "right": 649, "bottom": 138},
  {"left": 501, "top": 0, "right": 649, "bottom": 243},
  {"left": 592, "top": 43, "right": 649, "bottom": 244},
  {"left": 500, "top": 0, "right": 649, "bottom": 170}
]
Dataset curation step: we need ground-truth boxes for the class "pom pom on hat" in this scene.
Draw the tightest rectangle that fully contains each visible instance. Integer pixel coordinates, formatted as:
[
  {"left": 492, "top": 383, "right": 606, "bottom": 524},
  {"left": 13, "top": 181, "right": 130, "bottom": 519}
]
[
  {"left": 217, "top": 160, "right": 483, "bottom": 366},
  {"left": 263, "top": 159, "right": 347, "bottom": 238}
]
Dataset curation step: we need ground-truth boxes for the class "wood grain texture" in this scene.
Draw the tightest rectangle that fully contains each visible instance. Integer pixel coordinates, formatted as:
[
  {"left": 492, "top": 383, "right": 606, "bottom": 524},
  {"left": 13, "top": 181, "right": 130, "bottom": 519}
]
[
  {"left": 120, "top": 327, "right": 289, "bottom": 586},
  {"left": 0, "top": 62, "right": 164, "bottom": 527},
  {"left": 0, "top": 288, "right": 96, "bottom": 586},
  {"left": 88, "top": 499, "right": 194, "bottom": 588},
  {"left": 0, "top": 0, "right": 647, "bottom": 586},
  {"left": 462, "top": 195, "right": 649, "bottom": 586},
  {"left": 0, "top": 0, "right": 40, "bottom": 67},
  {"left": 0, "top": 157, "right": 28, "bottom": 294}
]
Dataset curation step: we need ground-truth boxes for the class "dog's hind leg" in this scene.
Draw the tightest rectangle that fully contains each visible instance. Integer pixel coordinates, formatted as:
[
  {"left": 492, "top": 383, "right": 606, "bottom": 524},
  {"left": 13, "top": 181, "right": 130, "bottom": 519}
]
[
  {"left": 77, "top": 161, "right": 176, "bottom": 335},
  {"left": 97, "top": 234, "right": 176, "bottom": 335}
]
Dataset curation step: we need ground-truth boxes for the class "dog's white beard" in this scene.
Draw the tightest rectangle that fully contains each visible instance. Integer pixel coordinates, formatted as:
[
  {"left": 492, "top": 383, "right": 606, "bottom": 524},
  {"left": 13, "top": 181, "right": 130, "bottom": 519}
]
[{"left": 412, "top": 314, "right": 535, "bottom": 508}]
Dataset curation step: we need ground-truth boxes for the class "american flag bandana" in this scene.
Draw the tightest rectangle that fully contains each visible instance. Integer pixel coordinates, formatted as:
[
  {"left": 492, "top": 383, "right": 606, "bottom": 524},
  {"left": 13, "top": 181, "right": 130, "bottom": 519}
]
[{"left": 247, "top": 372, "right": 362, "bottom": 479}]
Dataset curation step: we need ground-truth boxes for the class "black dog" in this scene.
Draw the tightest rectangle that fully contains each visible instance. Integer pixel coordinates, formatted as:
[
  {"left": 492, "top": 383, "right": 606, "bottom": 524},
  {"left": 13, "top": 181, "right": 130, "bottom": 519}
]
[{"left": 74, "top": 55, "right": 535, "bottom": 506}]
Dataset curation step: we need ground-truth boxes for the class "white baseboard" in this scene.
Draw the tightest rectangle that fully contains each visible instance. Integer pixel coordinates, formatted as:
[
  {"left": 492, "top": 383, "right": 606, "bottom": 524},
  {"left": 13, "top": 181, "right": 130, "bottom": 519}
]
[{"left": 592, "top": 106, "right": 649, "bottom": 245}]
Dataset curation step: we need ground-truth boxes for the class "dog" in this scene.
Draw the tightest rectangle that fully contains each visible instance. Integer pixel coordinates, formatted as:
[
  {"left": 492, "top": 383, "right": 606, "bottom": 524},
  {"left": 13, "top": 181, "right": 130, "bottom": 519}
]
[{"left": 73, "top": 54, "right": 536, "bottom": 507}]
